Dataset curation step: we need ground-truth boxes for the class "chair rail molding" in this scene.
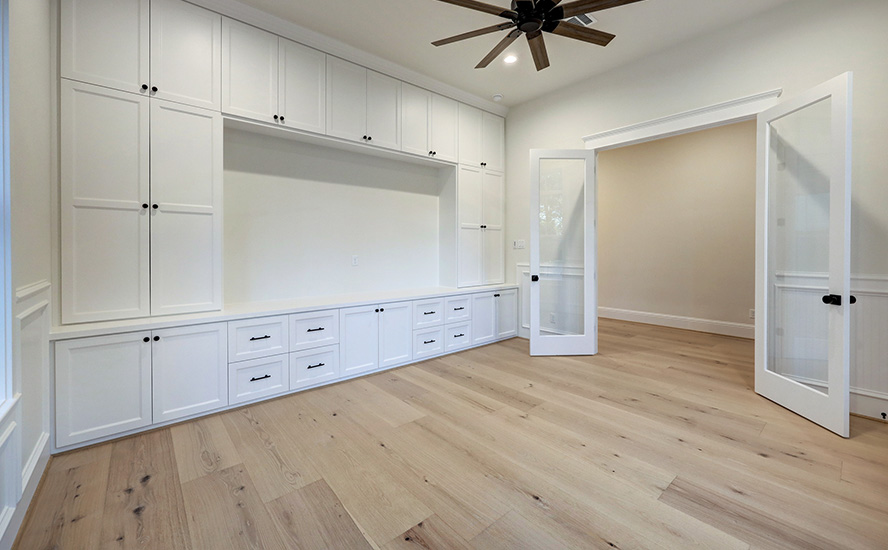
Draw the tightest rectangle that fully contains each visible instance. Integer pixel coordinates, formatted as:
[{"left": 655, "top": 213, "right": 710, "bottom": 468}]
[
  {"left": 14, "top": 279, "right": 49, "bottom": 303},
  {"left": 582, "top": 89, "right": 783, "bottom": 151}
]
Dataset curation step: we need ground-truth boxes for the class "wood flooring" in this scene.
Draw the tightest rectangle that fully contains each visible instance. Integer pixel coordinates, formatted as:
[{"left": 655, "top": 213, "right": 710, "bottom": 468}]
[{"left": 15, "top": 319, "right": 888, "bottom": 549}]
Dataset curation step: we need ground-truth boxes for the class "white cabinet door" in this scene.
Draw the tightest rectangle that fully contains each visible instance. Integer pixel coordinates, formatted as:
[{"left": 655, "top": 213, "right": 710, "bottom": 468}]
[
  {"left": 458, "top": 103, "right": 483, "bottom": 167},
  {"left": 340, "top": 305, "right": 379, "bottom": 376},
  {"left": 366, "top": 70, "right": 401, "bottom": 151},
  {"left": 401, "top": 83, "right": 431, "bottom": 157},
  {"left": 326, "top": 57, "right": 367, "bottom": 143},
  {"left": 482, "top": 170, "right": 504, "bottom": 284},
  {"left": 458, "top": 165, "right": 483, "bottom": 287},
  {"left": 61, "top": 80, "right": 151, "bottom": 324},
  {"left": 472, "top": 293, "right": 497, "bottom": 345},
  {"left": 61, "top": 0, "right": 149, "bottom": 94},
  {"left": 496, "top": 289, "right": 518, "bottom": 339},
  {"left": 150, "top": 100, "right": 223, "bottom": 316},
  {"left": 379, "top": 301, "right": 412, "bottom": 368},
  {"left": 152, "top": 323, "right": 228, "bottom": 423},
  {"left": 482, "top": 112, "right": 505, "bottom": 173},
  {"left": 279, "top": 39, "right": 326, "bottom": 134},
  {"left": 55, "top": 332, "right": 152, "bottom": 448},
  {"left": 430, "top": 93, "right": 458, "bottom": 163},
  {"left": 221, "top": 18, "right": 278, "bottom": 122},
  {"left": 150, "top": 0, "right": 221, "bottom": 110}
]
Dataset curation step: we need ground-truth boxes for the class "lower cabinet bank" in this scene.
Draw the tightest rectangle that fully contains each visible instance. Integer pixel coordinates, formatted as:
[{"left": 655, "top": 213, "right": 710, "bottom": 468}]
[{"left": 53, "top": 288, "right": 517, "bottom": 450}]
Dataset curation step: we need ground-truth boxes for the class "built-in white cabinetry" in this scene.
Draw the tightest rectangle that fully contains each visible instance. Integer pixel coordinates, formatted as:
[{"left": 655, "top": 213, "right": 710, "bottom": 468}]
[
  {"left": 445, "top": 322, "right": 472, "bottom": 352},
  {"left": 472, "top": 290, "right": 516, "bottom": 345},
  {"left": 340, "top": 301, "right": 412, "bottom": 376},
  {"left": 152, "top": 323, "right": 228, "bottom": 423},
  {"left": 414, "top": 326, "right": 445, "bottom": 360},
  {"left": 431, "top": 94, "right": 459, "bottom": 163},
  {"left": 401, "top": 85, "right": 458, "bottom": 162},
  {"left": 61, "top": 80, "right": 223, "bottom": 323},
  {"left": 230, "top": 354, "right": 289, "bottom": 405},
  {"left": 290, "top": 309, "right": 340, "bottom": 351},
  {"left": 327, "top": 57, "right": 401, "bottom": 150},
  {"left": 413, "top": 298, "right": 445, "bottom": 330},
  {"left": 55, "top": 332, "right": 153, "bottom": 448},
  {"left": 221, "top": 18, "right": 326, "bottom": 133},
  {"left": 61, "top": 80, "right": 151, "bottom": 323},
  {"left": 229, "top": 315, "right": 289, "bottom": 362},
  {"left": 291, "top": 345, "right": 339, "bottom": 389},
  {"left": 458, "top": 104, "right": 504, "bottom": 172},
  {"left": 458, "top": 165, "right": 504, "bottom": 287},
  {"left": 62, "top": 0, "right": 221, "bottom": 110}
]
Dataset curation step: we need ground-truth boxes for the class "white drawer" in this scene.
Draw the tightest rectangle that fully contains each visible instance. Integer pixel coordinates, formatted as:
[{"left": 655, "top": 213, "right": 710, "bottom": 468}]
[
  {"left": 290, "top": 309, "right": 340, "bottom": 351},
  {"left": 229, "top": 355, "right": 289, "bottom": 405},
  {"left": 445, "top": 295, "right": 472, "bottom": 323},
  {"left": 413, "top": 298, "right": 444, "bottom": 329},
  {"left": 413, "top": 326, "right": 444, "bottom": 360},
  {"left": 291, "top": 345, "right": 339, "bottom": 389},
  {"left": 445, "top": 322, "right": 472, "bottom": 352},
  {"left": 228, "top": 315, "right": 289, "bottom": 362}
]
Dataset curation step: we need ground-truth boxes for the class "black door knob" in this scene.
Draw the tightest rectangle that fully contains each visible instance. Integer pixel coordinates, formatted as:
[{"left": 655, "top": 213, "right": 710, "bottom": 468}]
[
  {"left": 151, "top": 86, "right": 158, "bottom": 93},
  {"left": 152, "top": 204, "right": 159, "bottom": 209},
  {"left": 142, "top": 203, "right": 149, "bottom": 209},
  {"left": 143, "top": 337, "right": 150, "bottom": 342},
  {"left": 822, "top": 294, "right": 841, "bottom": 306},
  {"left": 153, "top": 336, "right": 160, "bottom": 341},
  {"left": 531, "top": 275, "right": 539, "bottom": 282},
  {"left": 141, "top": 84, "right": 148, "bottom": 91}
]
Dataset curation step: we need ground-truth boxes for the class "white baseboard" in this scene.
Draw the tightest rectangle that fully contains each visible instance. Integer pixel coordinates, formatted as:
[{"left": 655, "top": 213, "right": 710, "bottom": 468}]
[
  {"left": 850, "top": 389, "right": 888, "bottom": 422},
  {"left": 598, "top": 307, "right": 754, "bottom": 339},
  {"left": 0, "top": 433, "right": 49, "bottom": 550}
]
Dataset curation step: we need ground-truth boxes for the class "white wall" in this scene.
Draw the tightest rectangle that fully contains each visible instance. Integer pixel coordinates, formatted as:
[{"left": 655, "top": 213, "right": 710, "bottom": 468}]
[
  {"left": 1, "top": 0, "right": 53, "bottom": 547},
  {"left": 505, "top": 0, "right": 888, "bottom": 417},
  {"left": 224, "top": 130, "right": 447, "bottom": 304}
]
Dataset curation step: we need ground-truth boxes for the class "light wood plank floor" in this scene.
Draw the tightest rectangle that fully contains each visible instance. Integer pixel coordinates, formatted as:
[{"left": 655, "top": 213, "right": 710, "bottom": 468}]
[{"left": 16, "top": 319, "right": 888, "bottom": 549}]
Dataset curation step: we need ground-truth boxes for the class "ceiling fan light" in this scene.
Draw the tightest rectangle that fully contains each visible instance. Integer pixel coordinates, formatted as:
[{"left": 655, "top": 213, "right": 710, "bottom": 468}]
[{"left": 504, "top": 54, "right": 518, "bottom": 64}]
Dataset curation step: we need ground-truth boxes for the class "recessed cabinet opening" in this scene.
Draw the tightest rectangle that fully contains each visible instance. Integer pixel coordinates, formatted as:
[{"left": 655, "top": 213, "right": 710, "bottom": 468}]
[{"left": 223, "top": 129, "right": 457, "bottom": 307}]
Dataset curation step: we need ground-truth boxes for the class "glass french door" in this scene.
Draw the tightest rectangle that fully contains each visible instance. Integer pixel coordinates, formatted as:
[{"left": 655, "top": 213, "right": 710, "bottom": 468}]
[
  {"left": 755, "top": 73, "right": 853, "bottom": 437},
  {"left": 529, "top": 150, "right": 597, "bottom": 356}
]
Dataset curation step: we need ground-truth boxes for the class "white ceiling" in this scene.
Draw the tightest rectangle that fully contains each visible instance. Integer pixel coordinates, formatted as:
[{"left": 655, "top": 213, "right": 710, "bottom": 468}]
[{"left": 234, "top": 0, "right": 795, "bottom": 107}]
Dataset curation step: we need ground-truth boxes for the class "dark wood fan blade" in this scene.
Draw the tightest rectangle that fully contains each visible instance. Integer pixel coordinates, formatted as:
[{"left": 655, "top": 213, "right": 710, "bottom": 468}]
[
  {"left": 535, "top": 0, "right": 562, "bottom": 14},
  {"left": 526, "top": 31, "right": 550, "bottom": 71},
  {"left": 432, "top": 22, "right": 517, "bottom": 46},
  {"left": 434, "top": 0, "right": 518, "bottom": 19},
  {"left": 546, "top": 20, "right": 615, "bottom": 46},
  {"left": 558, "top": 0, "right": 645, "bottom": 19},
  {"left": 476, "top": 29, "right": 522, "bottom": 68}
]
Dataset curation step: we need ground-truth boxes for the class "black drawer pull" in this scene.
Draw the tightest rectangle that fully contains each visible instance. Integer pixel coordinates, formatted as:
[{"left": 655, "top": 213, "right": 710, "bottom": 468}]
[
  {"left": 307, "top": 362, "right": 325, "bottom": 369},
  {"left": 250, "top": 374, "right": 271, "bottom": 382},
  {"left": 494, "top": 293, "right": 501, "bottom": 297},
  {"left": 424, "top": 311, "right": 436, "bottom": 315},
  {"left": 453, "top": 306, "right": 465, "bottom": 311},
  {"left": 454, "top": 333, "right": 465, "bottom": 338},
  {"left": 424, "top": 339, "right": 436, "bottom": 344},
  {"left": 306, "top": 327, "right": 325, "bottom": 333},
  {"left": 249, "top": 335, "right": 271, "bottom": 341}
]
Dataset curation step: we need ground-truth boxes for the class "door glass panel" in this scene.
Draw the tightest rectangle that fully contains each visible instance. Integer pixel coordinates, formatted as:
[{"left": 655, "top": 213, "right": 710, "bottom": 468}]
[
  {"left": 767, "top": 97, "right": 832, "bottom": 395},
  {"left": 538, "top": 159, "right": 586, "bottom": 337}
]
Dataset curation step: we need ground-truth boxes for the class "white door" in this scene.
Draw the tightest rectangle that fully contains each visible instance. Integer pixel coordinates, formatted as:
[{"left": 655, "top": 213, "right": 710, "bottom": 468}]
[
  {"left": 152, "top": 323, "right": 228, "bottom": 423},
  {"left": 458, "top": 103, "right": 483, "bottom": 167},
  {"left": 482, "top": 170, "right": 504, "bottom": 284},
  {"left": 340, "top": 305, "right": 379, "bottom": 376},
  {"left": 326, "top": 57, "right": 367, "bottom": 143},
  {"left": 55, "top": 332, "right": 152, "bottom": 447},
  {"left": 430, "top": 94, "right": 458, "bottom": 163},
  {"left": 401, "top": 83, "right": 431, "bottom": 157},
  {"left": 496, "top": 289, "right": 518, "bottom": 339},
  {"left": 150, "top": 0, "right": 221, "bottom": 110},
  {"left": 755, "top": 73, "right": 853, "bottom": 438},
  {"left": 379, "top": 301, "right": 413, "bottom": 368},
  {"left": 61, "top": 80, "right": 151, "bottom": 324},
  {"left": 366, "top": 70, "right": 401, "bottom": 150},
  {"left": 481, "top": 112, "right": 505, "bottom": 173},
  {"left": 60, "top": 0, "right": 149, "bottom": 94},
  {"left": 529, "top": 149, "right": 597, "bottom": 356},
  {"left": 221, "top": 18, "right": 278, "bottom": 122},
  {"left": 457, "top": 165, "right": 483, "bottom": 287},
  {"left": 150, "top": 100, "right": 223, "bottom": 316},
  {"left": 472, "top": 293, "right": 496, "bottom": 345},
  {"left": 278, "top": 38, "right": 326, "bottom": 134}
]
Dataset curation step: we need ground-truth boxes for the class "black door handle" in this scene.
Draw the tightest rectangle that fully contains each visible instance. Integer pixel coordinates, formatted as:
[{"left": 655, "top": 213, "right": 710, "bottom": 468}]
[
  {"left": 822, "top": 294, "right": 857, "bottom": 305},
  {"left": 531, "top": 275, "right": 539, "bottom": 282}
]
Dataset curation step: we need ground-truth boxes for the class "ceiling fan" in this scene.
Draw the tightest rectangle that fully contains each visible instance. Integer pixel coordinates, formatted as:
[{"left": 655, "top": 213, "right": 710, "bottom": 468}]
[{"left": 432, "top": 0, "right": 645, "bottom": 71}]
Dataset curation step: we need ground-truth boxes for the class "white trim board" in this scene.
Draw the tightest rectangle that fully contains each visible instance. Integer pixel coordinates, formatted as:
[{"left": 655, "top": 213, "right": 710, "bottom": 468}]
[
  {"left": 598, "top": 307, "right": 754, "bottom": 339},
  {"left": 582, "top": 89, "right": 782, "bottom": 151}
]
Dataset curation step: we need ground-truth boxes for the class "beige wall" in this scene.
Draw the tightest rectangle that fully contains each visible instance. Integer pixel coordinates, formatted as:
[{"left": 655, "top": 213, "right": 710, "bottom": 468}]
[{"left": 597, "top": 121, "right": 756, "bottom": 325}]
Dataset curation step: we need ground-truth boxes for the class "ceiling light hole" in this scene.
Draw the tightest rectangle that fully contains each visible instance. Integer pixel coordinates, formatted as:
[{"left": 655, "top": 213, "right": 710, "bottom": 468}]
[
  {"left": 504, "top": 55, "right": 518, "bottom": 65},
  {"left": 492, "top": 94, "right": 504, "bottom": 102}
]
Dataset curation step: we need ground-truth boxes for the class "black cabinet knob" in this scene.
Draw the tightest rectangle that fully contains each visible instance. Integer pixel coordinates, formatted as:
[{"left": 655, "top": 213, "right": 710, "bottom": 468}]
[
  {"left": 141, "top": 84, "right": 148, "bottom": 91},
  {"left": 142, "top": 203, "right": 149, "bottom": 209},
  {"left": 274, "top": 114, "right": 279, "bottom": 120},
  {"left": 494, "top": 294, "right": 500, "bottom": 298},
  {"left": 433, "top": 151, "right": 437, "bottom": 156},
  {"left": 279, "top": 116, "right": 285, "bottom": 122},
  {"left": 363, "top": 135, "right": 368, "bottom": 140},
  {"left": 375, "top": 308, "right": 379, "bottom": 312},
  {"left": 151, "top": 86, "right": 158, "bottom": 93},
  {"left": 153, "top": 336, "right": 160, "bottom": 341},
  {"left": 481, "top": 162, "right": 487, "bottom": 167},
  {"left": 367, "top": 136, "right": 372, "bottom": 141},
  {"left": 380, "top": 307, "right": 384, "bottom": 312},
  {"left": 143, "top": 337, "right": 150, "bottom": 343},
  {"left": 429, "top": 151, "right": 433, "bottom": 156},
  {"left": 152, "top": 204, "right": 159, "bottom": 209},
  {"left": 531, "top": 275, "right": 539, "bottom": 282}
]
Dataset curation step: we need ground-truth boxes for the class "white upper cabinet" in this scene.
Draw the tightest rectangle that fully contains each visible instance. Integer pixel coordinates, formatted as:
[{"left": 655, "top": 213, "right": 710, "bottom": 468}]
[
  {"left": 149, "top": 100, "right": 223, "bottom": 316},
  {"left": 458, "top": 103, "right": 483, "bottom": 167},
  {"left": 150, "top": 0, "right": 221, "bottom": 110},
  {"left": 222, "top": 18, "right": 278, "bottom": 121},
  {"left": 481, "top": 112, "right": 505, "bottom": 173},
  {"left": 61, "top": 80, "right": 151, "bottom": 324},
  {"left": 327, "top": 57, "right": 401, "bottom": 151},
  {"left": 401, "top": 83, "right": 431, "bottom": 157},
  {"left": 430, "top": 93, "right": 459, "bottom": 163},
  {"left": 62, "top": 0, "right": 221, "bottom": 110},
  {"left": 61, "top": 0, "right": 149, "bottom": 94},
  {"left": 279, "top": 38, "right": 326, "bottom": 134}
]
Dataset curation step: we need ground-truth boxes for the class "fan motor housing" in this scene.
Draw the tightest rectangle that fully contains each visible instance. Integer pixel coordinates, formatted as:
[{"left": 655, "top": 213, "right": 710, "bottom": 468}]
[{"left": 518, "top": 17, "right": 544, "bottom": 33}]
